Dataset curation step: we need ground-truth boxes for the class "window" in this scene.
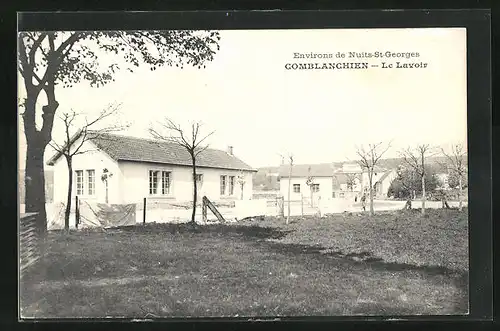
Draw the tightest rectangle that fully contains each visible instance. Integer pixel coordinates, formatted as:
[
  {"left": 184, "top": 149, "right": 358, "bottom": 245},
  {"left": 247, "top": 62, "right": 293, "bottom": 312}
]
[
  {"left": 293, "top": 184, "right": 300, "bottom": 193},
  {"left": 220, "top": 175, "right": 227, "bottom": 195},
  {"left": 87, "top": 170, "right": 95, "bottom": 195},
  {"left": 161, "top": 171, "right": 171, "bottom": 195},
  {"left": 75, "top": 170, "right": 84, "bottom": 195},
  {"left": 149, "top": 170, "right": 171, "bottom": 195},
  {"left": 312, "top": 184, "right": 320, "bottom": 192},
  {"left": 149, "top": 170, "right": 159, "bottom": 195},
  {"left": 229, "top": 176, "right": 235, "bottom": 195}
]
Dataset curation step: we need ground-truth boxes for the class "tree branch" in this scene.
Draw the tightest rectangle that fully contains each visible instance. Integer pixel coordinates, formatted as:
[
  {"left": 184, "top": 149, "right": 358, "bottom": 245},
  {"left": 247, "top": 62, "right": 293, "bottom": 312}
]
[
  {"left": 194, "top": 131, "right": 215, "bottom": 149},
  {"left": 39, "top": 32, "right": 82, "bottom": 87},
  {"left": 28, "top": 33, "right": 47, "bottom": 73},
  {"left": 195, "top": 145, "right": 210, "bottom": 157}
]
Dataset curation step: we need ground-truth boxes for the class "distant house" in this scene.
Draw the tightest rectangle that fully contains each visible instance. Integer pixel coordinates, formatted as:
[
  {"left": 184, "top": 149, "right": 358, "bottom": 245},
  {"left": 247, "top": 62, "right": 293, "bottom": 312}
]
[
  {"left": 279, "top": 162, "right": 397, "bottom": 201},
  {"left": 47, "top": 133, "right": 257, "bottom": 205},
  {"left": 279, "top": 163, "right": 336, "bottom": 203},
  {"left": 333, "top": 163, "right": 397, "bottom": 199},
  {"left": 371, "top": 168, "right": 398, "bottom": 198}
]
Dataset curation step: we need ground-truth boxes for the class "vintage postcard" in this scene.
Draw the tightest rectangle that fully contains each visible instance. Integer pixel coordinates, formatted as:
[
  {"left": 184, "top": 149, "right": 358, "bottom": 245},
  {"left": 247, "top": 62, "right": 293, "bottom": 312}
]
[{"left": 18, "top": 26, "right": 469, "bottom": 318}]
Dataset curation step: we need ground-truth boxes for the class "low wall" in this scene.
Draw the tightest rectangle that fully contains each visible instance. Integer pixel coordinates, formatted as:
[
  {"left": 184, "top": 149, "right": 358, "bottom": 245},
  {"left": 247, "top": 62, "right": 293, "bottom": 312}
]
[
  {"left": 26, "top": 197, "right": 468, "bottom": 229},
  {"left": 234, "top": 199, "right": 268, "bottom": 219},
  {"left": 319, "top": 198, "right": 353, "bottom": 214},
  {"left": 252, "top": 190, "right": 280, "bottom": 199}
]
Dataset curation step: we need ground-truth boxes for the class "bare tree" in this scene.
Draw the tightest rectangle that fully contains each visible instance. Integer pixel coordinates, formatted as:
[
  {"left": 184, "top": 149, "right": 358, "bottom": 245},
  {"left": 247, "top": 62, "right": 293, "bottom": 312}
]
[
  {"left": 149, "top": 119, "right": 214, "bottom": 225},
  {"left": 48, "top": 103, "right": 128, "bottom": 231},
  {"left": 286, "top": 154, "right": 294, "bottom": 225},
  {"left": 237, "top": 171, "right": 246, "bottom": 200},
  {"left": 18, "top": 31, "right": 220, "bottom": 236},
  {"left": 355, "top": 142, "right": 392, "bottom": 216},
  {"left": 441, "top": 143, "right": 468, "bottom": 211},
  {"left": 345, "top": 173, "right": 359, "bottom": 192},
  {"left": 399, "top": 144, "right": 434, "bottom": 215},
  {"left": 305, "top": 166, "right": 315, "bottom": 207}
]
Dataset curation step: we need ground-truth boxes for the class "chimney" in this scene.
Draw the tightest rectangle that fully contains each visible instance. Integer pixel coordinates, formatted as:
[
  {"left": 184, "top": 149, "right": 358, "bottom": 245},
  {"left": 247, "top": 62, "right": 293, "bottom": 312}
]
[{"left": 227, "top": 145, "right": 233, "bottom": 156}]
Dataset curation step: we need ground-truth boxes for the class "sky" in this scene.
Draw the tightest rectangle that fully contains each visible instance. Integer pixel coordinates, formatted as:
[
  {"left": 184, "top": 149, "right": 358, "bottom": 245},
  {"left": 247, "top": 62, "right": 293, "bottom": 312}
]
[{"left": 18, "top": 28, "right": 467, "bottom": 169}]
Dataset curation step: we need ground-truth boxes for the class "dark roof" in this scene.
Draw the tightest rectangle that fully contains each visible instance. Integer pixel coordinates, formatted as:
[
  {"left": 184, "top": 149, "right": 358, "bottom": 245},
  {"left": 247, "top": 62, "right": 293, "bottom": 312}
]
[
  {"left": 279, "top": 163, "right": 337, "bottom": 178},
  {"left": 47, "top": 132, "right": 256, "bottom": 172},
  {"left": 333, "top": 172, "right": 348, "bottom": 185},
  {"left": 256, "top": 166, "right": 281, "bottom": 175},
  {"left": 375, "top": 169, "right": 395, "bottom": 183},
  {"left": 334, "top": 165, "right": 387, "bottom": 174},
  {"left": 332, "top": 173, "right": 349, "bottom": 187},
  {"left": 278, "top": 162, "right": 396, "bottom": 179}
]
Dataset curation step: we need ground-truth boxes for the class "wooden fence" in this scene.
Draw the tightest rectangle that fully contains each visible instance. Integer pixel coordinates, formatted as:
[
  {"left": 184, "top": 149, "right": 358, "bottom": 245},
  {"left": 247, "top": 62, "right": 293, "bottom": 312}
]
[{"left": 19, "top": 213, "right": 40, "bottom": 278}]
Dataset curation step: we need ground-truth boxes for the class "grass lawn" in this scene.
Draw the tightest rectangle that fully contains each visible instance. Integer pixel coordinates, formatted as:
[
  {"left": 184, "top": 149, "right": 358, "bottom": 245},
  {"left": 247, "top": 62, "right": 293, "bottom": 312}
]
[{"left": 20, "top": 208, "right": 468, "bottom": 318}]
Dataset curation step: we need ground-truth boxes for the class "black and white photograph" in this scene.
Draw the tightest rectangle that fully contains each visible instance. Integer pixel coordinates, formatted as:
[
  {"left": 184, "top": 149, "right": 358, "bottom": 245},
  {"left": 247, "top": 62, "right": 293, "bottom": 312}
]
[{"left": 18, "top": 24, "right": 471, "bottom": 318}]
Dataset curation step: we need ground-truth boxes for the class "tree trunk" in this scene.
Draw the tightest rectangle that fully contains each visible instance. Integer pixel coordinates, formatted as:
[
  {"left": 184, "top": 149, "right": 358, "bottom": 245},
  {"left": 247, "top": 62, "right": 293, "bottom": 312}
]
[
  {"left": 287, "top": 169, "right": 292, "bottom": 224},
  {"left": 24, "top": 139, "right": 47, "bottom": 237},
  {"left": 105, "top": 180, "right": 109, "bottom": 204},
  {"left": 310, "top": 186, "right": 313, "bottom": 207},
  {"left": 301, "top": 193, "right": 304, "bottom": 216},
  {"left": 22, "top": 81, "right": 59, "bottom": 237},
  {"left": 191, "top": 155, "right": 197, "bottom": 224},
  {"left": 369, "top": 173, "right": 374, "bottom": 216},
  {"left": 421, "top": 174, "right": 426, "bottom": 215},
  {"left": 458, "top": 176, "right": 463, "bottom": 211},
  {"left": 20, "top": 43, "right": 60, "bottom": 238},
  {"left": 64, "top": 157, "right": 73, "bottom": 231}
]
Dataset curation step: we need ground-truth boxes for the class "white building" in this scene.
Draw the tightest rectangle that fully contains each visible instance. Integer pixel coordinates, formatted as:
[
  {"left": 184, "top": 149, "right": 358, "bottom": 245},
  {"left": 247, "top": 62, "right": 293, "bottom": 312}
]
[
  {"left": 333, "top": 163, "right": 397, "bottom": 199},
  {"left": 279, "top": 162, "right": 397, "bottom": 201},
  {"left": 47, "top": 133, "right": 256, "bottom": 206},
  {"left": 278, "top": 163, "right": 335, "bottom": 204}
]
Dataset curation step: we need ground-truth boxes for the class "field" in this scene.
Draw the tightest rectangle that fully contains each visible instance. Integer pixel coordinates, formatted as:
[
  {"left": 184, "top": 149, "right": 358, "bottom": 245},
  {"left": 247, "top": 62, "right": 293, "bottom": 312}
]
[{"left": 20, "top": 208, "right": 468, "bottom": 318}]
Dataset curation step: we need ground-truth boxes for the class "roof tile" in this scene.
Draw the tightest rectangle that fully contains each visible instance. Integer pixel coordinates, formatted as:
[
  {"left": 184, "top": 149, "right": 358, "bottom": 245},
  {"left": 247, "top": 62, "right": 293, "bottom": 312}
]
[{"left": 49, "top": 132, "right": 256, "bottom": 172}]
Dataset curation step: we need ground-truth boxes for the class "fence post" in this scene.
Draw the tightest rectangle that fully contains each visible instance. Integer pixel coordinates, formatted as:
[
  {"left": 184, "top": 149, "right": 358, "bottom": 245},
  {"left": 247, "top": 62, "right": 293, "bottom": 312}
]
[
  {"left": 280, "top": 196, "right": 284, "bottom": 218},
  {"left": 202, "top": 197, "right": 207, "bottom": 223},
  {"left": 75, "top": 195, "right": 80, "bottom": 228},
  {"left": 318, "top": 196, "right": 322, "bottom": 217},
  {"left": 143, "top": 197, "right": 147, "bottom": 225},
  {"left": 275, "top": 196, "right": 279, "bottom": 216},
  {"left": 301, "top": 194, "right": 304, "bottom": 216}
]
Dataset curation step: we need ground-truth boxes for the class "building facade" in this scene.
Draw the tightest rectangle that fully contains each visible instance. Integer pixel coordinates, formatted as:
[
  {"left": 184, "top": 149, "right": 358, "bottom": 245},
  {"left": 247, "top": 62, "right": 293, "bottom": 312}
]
[
  {"left": 279, "top": 162, "right": 398, "bottom": 201},
  {"left": 47, "top": 133, "right": 256, "bottom": 206}
]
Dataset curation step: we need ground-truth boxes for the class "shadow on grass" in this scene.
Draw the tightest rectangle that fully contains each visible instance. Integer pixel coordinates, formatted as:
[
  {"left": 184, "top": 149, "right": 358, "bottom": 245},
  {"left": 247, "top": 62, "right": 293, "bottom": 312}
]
[
  {"left": 21, "top": 219, "right": 469, "bottom": 318},
  {"left": 112, "top": 222, "right": 467, "bottom": 281},
  {"left": 114, "top": 222, "right": 292, "bottom": 240}
]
